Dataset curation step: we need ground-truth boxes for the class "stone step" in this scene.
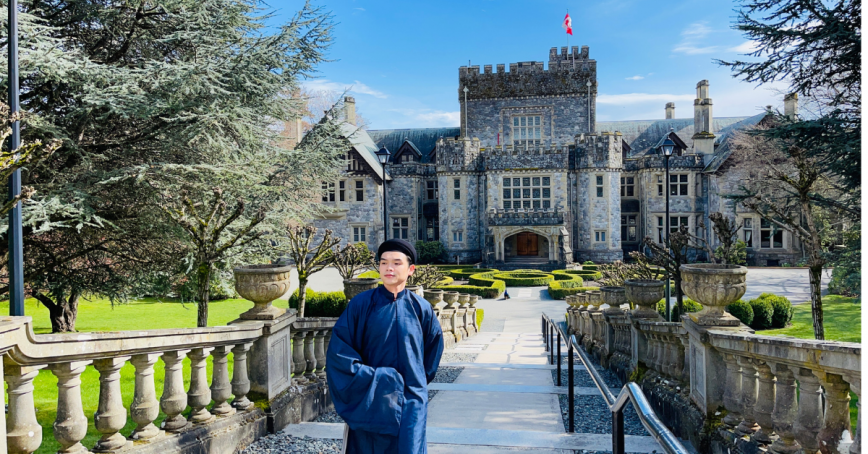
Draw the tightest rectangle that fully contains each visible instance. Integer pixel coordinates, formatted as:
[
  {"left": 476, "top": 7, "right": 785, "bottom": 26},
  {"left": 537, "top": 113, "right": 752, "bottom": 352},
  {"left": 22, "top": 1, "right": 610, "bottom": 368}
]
[{"left": 428, "top": 382, "right": 615, "bottom": 395}]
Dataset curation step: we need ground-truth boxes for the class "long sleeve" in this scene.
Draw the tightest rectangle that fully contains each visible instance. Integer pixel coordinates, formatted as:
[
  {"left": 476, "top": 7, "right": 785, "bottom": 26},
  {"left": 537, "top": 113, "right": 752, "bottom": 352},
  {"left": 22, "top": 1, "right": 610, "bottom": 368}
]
[
  {"left": 422, "top": 307, "right": 444, "bottom": 384},
  {"left": 326, "top": 303, "right": 405, "bottom": 436}
]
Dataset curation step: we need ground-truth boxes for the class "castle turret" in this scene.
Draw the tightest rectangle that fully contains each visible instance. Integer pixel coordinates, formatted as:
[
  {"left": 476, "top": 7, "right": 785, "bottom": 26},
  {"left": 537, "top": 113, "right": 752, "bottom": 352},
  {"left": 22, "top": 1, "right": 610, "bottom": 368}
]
[
  {"left": 665, "top": 102, "right": 675, "bottom": 119},
  {"left": 692, "top": 80, "right": 715, "bottom": 155},
  {"left": 573, "top": 132, "right": 623, "bottom": 262}
]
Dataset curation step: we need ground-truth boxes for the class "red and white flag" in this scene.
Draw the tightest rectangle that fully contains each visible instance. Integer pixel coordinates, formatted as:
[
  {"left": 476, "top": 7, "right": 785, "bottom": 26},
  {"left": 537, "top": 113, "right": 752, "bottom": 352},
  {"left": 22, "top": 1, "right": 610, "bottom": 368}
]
[{"left": 562, "top": 13, "right": 573, "bottom": 35}]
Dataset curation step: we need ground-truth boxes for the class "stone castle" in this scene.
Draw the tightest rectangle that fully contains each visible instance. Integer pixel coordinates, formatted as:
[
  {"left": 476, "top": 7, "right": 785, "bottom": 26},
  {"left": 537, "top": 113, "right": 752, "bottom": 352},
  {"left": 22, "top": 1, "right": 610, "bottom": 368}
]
[{"left": 312, "top": 46, "right": 802, "bottom": 268}]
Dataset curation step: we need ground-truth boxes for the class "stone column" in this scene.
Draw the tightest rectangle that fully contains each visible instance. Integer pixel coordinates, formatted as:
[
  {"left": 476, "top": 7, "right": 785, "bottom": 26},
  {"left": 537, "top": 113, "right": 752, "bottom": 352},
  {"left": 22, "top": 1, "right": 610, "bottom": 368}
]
[
  {"left": 752, "top": 361, "right": 776, "bottom": 444},
  {"left": 231, "top": 312, "right": 294, "bottom": 400},
  {"left": 210, "top": 346, "right": 236, "bottom": 417},
  {"left": 231, "top": 343, "right": 254, "bottom": 411},
  {"left": 5, "top": 364, "right": 45, "bottom": 454},
  {"left": 843, "top": 373, "right": 861, "bottom": 454},
  {"left": 49, "top": 361, "right": 92, "bottom": 454},
  {"left": 736, "top": 356, "right": 760, "bottom": 435},
  {"left": 130, "top": 353, "right": 162, "bottom": 441},
  {"left": 816, "top": 372, "right": 852, "bottom": 454},
  {"left": 721, "top": 353, "right": 743, "bottom": 427},
  {"left": 292, "top": 330, "right": 308, "bottom": 385},
  {"left": 188, "top": 347, "right": 216, "bottom": 424},
  {"left": 303, "top": 330, "right": 318, "bottom": 380},
  {"left": 160, "top": 350, "right": 190, "bottom": 432},
  {"left": 769, "top": 364, "right": 800, "bottom": 454},
  {"left": 314, "top": 330, "right": 327, "bottom": 379},
  {"left": 791, "top": 367, "right": 823, "bottom": 454},
  {"left": 93, "top": 357, "right": 132, "bottom": 452}
]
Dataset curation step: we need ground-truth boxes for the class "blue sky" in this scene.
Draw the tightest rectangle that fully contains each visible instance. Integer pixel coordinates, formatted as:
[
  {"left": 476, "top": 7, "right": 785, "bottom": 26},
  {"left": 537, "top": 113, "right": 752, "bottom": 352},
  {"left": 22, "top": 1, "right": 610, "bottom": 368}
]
[{"left": 271, "top": 0, "right": 788, "bottom": 129}]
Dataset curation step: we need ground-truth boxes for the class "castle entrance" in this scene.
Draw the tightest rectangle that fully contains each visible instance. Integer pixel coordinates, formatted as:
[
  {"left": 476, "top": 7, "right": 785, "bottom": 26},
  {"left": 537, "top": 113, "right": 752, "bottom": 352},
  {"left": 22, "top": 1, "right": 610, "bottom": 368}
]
[
  {"left": 503, "top": 232, "right": 549, "bottom": 264},
  {"left": 515, "top": 232, "right": 539, "bottom": 256}
]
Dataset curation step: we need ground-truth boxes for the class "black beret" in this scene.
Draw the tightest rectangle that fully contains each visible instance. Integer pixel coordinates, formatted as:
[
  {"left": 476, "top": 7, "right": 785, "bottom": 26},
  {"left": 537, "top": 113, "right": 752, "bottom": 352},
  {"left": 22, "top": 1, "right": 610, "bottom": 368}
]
[{"left": 377, "top": 239, "right": 417, "bottom": 265}]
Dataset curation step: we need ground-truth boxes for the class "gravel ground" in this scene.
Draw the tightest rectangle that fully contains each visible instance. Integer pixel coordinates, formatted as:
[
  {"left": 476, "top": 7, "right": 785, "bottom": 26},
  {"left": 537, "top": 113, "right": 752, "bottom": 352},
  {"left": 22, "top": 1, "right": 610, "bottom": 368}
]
[
  {"left": 238, "top": 433, "right": 341, "bottom": 454},
  {"left": 441, "top": 352, "right": 478, "bottom": 363},
  {"left": 551, "top": 355, "right": 623, "bottom": 389},
  {"left": 313, "top": 411, "right": 344, "bottom": 423}
]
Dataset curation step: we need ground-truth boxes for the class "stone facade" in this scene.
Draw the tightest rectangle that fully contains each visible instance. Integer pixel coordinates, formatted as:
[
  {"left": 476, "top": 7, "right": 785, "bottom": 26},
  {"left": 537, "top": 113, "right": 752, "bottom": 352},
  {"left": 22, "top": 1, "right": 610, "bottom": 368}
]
[{"left": 313, "top": 46, "right": 803, "bottom": 267}]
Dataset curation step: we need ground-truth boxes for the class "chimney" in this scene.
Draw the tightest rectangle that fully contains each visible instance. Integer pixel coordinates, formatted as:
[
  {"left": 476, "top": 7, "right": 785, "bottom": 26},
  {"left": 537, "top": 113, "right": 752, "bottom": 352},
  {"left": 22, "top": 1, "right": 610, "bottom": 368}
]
[
  {"left": 692, "top": 80, "right": 715, "bottom": 155},
  {"left": 784, "top": 93, "right": 798, "bottom": 120},
  {"left": 665, "top": 102, "right": 675, "bottom": 119},
  {"left": 344, "top": 96, "right": 356, "bottom": 125}
]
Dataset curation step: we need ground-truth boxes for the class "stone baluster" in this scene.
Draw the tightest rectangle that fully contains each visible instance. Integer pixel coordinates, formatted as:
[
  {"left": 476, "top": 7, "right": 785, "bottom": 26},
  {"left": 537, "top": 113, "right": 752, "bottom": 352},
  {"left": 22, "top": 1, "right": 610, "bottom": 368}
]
[
  {"left": 769, "top": 364, "right": 800, "bottom": 454},
  {"left": 304, "top": 330, "right": 318, "bottom": 380},
  {"left": 5, "top": 364, "right": 45, "bottom": 454},
  {"left": 791, "top": 367, "right": 823, "bottom": 454},
  {"left": 210, "top": 346, "right": 235, "bottom": 417},
  {"left": 752, "top": 361, "right": 776, "bottom": 444},
  {"left": 323, "top": 328, "right": 333, "bottom": 365},
  {"left": 736, "top": 356, "right": 760, "bottom": 435},
  {"left": 231, "top": 343, "right": 254, "bottom": 410},
  {"left": 188, "top": 347, "right": 216, "bottom": 424},
  {"left": 721, "top": 353, "right": 743, "bottom": 427},
  {"left": 49, "top": 361, "right": 92, "bottom": 454},
  {"left": 292, "top": 330, "right": 308, "bottom": 384},
  {"left": 130, "top": 353, "right": 162, "bottom": 441},
  {"left": 93, "top": 357, "right": 132, "bottom": 452},
  {"left": 843, "top": 373, "right": 861, "bottom": 454},
  {"left": 816, "top": 371, "right": 852, "bottom": 454},
  {"left": 314, "top": 330, "right": 327, "bottom": 379},
  {"left": 678, "top": 336, "right": 691, "bottom": 383},
  {"left": 160, "top": 350, "right": 190, "bottom": 432}
]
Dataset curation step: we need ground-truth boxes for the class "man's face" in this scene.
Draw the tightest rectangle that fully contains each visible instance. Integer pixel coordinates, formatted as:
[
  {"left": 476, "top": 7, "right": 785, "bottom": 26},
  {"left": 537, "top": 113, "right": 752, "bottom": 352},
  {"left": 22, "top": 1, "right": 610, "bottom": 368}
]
[{"left": 379, "top": 251, "right": 415, "bottom": 287}]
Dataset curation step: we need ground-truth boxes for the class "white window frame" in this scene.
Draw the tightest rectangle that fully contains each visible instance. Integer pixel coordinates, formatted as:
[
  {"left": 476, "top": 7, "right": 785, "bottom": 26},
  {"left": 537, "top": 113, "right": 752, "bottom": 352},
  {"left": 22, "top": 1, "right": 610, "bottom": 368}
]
[
  {"left": 595, "top": 174, "right": 604, "bottom": 198},
  {"left": 669, "top": 174, "right": 689, "bottom": 196},
  {"left": 391, "top": 216, "right": 410, "bottom": 241},
  {"left": 657, "top": 175, "right": 664, "bottom": 196},
  {"left": 512, "top": 115, "right": 542, "bottom": 148},
  {"left": 503, "top": 175, "right": 552, "bottom": 210},
  {"left": 594, "top": 230, "right": 607, "bottom": 243},
  {"left": 351, "top": 225, "right": 367, "bottom": 243},
  {"left": 453, "top": 178, "right": 461, "bottom": 200},
  {"left": 452, "top": 231, "right": 464, "bottom": 243},
  {"left": 620, "top": 176, "right": 635, "bottom": 197},
  {"left": 743, "top": 217, "right": 754, "bottom": 248},
  {"left": 354, "top": 180, "right": 365, "bottom": 202},
  {"left": 321, "top": 181, "right": 335, "bottom": 202},
  {"left": 760, "top": 218, "right": 785, "bottom": 249}
]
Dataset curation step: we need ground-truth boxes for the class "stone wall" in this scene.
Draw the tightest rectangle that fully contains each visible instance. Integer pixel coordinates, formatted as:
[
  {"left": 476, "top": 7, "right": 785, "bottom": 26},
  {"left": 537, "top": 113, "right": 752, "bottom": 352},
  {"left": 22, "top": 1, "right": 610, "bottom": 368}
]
[{"left": 313, "top": 173, "right": 383, "bottom": 249}]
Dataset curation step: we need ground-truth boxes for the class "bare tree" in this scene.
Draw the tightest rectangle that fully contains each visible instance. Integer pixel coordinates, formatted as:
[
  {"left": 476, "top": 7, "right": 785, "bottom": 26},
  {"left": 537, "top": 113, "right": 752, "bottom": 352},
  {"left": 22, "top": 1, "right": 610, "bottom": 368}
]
[
  {"left": 727, "top": 124, "right": 852, "bottom": 340},
  {"left": 597, "top": 260, "right": 662, "bottom": 287},
  {"left": 331, "top": 242, "right": 373, "bottom": 280},
  {"left": 300, "top": 88, "right": 371, "bottom": 131},
  {"left": 636, "top": 225, "right": 698, "bottom": 317},
  {"left": 407, "top": 265, "right": 447, "bottom": 289},
  {"left": 282, "top": 226, "right": 340, "bottom": 317}
]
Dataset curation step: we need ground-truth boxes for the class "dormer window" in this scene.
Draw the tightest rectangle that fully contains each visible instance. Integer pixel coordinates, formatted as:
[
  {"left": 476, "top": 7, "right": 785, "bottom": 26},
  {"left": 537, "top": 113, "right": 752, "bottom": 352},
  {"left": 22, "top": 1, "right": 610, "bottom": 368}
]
[{"left": 400, "top": 154, "right": 415, "bottom": 163}]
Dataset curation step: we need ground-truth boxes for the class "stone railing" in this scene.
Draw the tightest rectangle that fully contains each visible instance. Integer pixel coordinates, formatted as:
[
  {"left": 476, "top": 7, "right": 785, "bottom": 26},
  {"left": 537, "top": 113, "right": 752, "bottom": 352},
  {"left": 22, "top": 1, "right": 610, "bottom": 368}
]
[
  {"left": 486, "top": 209, "right": 564, "bottom": 226},
  {"left": 565, "top": 285, "right": 861, "bottom": 454}
]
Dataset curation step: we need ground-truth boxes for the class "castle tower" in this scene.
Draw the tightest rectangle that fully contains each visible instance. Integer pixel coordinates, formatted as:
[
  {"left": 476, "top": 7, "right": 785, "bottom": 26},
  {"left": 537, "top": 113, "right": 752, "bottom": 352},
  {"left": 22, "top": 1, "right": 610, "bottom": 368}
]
[
  {"left": 573, "top": 132, "right": 623, "bottom": 262},
  {"left": 693, "top": 80, "right": 715, "bottom": 155}
]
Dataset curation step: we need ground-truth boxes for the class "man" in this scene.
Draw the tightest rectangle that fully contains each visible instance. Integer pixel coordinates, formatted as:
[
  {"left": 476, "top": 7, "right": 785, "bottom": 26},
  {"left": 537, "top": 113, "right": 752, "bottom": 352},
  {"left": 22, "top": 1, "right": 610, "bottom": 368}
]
[{"left": 326, "top": 239, "right": 444, "bottom": 454}]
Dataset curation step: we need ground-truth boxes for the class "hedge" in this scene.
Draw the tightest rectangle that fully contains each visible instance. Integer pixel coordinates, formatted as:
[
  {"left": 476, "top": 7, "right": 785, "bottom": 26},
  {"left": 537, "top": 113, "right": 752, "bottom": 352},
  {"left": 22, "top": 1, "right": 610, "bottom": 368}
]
[
  {"left": 656, "top": 298, "right": 702, "bottom": 319},
  {"left": 727, "top": 300, "right": 753, "bottom": 326},
  {"left": 492, "top": 271, "right": 554, "bottom": 286},
  {"left": 355, "top": 270, "right": 453, "bottom": 286},
  {"left": 449, "top": 268, "right": 498, "bottom": 279},
  {"left": 549, "top": 285, "right": 601, "bottom": 300},
  {"left": 748, "top": 297, "right": 775, "bottom": 330},
  {"left": 547, "top": 270, "right": 586, "bottom": 299},
  {"left": 568, "top": 269, "right": 603, "bottom": 281},
  {"left": 435, "top": 271, "right": 506, "bottom": 299},
  {"left": 288, "top": 289, "right": 348, "bottom": 317},
  {"left": 751, "top": 293, "right": 794, "bottom": 329},
  {"left": 476, "top": 308, "right": 485, "bottom": 329},
  {"left": 433, "top": 264, "right": 469, "bottom": 271},
  {"left": 581, "top": 264, "right": 600, "bottom": 271}
]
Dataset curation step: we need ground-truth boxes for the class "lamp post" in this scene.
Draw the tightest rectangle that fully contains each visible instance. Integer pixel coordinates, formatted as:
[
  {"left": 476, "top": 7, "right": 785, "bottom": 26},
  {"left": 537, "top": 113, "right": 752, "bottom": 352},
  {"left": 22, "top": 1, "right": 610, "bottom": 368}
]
[
  {"left": 463, "top": 86, "right": 469, "bottom": 138},
  {"left": 375, "top": 146, "right": 391, "bottom": 243},
  {"left": 8, "top": 0, "right": 23, "bottom": 316},
  {"left": 586, "top": 80, "right": 592, "bottom": 132},
  {"left": 658, "top": 135, "right": 676, "bottom": 321}
]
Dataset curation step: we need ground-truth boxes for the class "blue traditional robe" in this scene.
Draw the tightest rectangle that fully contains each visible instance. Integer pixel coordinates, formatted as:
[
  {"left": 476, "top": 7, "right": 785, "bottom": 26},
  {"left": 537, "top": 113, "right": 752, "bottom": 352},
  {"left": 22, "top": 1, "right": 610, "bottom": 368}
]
[{"left": 326, "top": 286, "right": 444, "bottom": 454}]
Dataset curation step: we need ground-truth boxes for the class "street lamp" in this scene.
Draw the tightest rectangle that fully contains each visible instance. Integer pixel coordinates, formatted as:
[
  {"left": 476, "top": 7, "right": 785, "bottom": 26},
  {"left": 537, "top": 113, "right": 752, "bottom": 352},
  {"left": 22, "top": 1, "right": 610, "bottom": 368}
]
[
  {"left": 463, "top": 86, "right": 469, "bottom": 138},
  {"left": 658, "top": 134, "right": 676, "bottom": 321},
  {"left": 375, "top": 146, "right": 391, "bottom": 243},
  {"left": 8, "top": 0, "right": 23, "bottom": 316}
]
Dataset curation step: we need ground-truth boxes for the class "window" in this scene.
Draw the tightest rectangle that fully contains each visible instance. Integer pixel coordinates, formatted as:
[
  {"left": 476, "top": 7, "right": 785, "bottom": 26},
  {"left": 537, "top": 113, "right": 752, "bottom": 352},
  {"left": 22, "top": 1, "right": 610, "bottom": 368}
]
[
  {"left": 621, "top": 215, "right": 638, "bottom": 242},
  {"left": 657, "top": 175, "right": 664, "bottom": 196},
  {"left": 657, "top": 217, "right": 665, "bottom": 243},
  {"left": 596, "top": 175, "right": 604, "bottom": 198},
  {"left": 400, "top": 154, "right": 415, "bottom": 163},
  {"left": 760, "top": 219, "right": 783, "bottom": 248},
  {"left": 392, "top": 217, "right": 409, "bottom": 240},
  {"left": 670, "top": 174, "right": 688, "bottom": 196},
  {"left": 339, "top": 180, "right": 345, "bottom": 202},
  {"left": 321, "top": 182, "right": 335, "bottom": 202},
  {"left": 743, "top": 218, "right": 753, "bottom": 248},
  {"left": 353, "top": 226, "right": 366, "bottom": 243},
  {"left": 355, "top": 180, "right": 364, "bottom": 202},
  {"left": 503, "top": 176, "right": 551, "bottom": 209},
  {"left": 594, "top": 230, "right": 607, "bottom": 242},
  {"left": 620, "top": 177, "right": 634, "bottom": 197},
  {"left": 349, "top": 152, "right": 365, "bottom": 172},
  {"left": 512, "top": 115, "right": 542, "bottom": 148},
  {"left": 452, "top": 231, "right": 463, "bottom": 242},
  {"left": 670, "top": 216, "right": 689, "bottom": 234},
  {"left": 426, "top": 180, "right": 438, "bottom": 200},
  {"left": 453, "top": 178, "right": 461, "bottom": 200},
  {"left": 426, "top": 218, "right": 439, "bottom": 241}
]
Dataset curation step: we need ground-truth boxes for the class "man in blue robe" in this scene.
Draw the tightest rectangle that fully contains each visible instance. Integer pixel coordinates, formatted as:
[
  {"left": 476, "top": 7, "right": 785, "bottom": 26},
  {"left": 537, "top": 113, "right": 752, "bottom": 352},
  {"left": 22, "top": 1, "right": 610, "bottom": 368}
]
[{"left": 326, "top": 239, "right": 444, "bottom": 454}]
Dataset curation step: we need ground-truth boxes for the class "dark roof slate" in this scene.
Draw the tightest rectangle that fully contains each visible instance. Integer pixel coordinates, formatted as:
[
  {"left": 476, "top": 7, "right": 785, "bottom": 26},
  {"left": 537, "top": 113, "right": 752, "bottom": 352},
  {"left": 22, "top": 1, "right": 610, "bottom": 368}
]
[{"left": 367, "top": 127, "right": 461, "bottom": 160}]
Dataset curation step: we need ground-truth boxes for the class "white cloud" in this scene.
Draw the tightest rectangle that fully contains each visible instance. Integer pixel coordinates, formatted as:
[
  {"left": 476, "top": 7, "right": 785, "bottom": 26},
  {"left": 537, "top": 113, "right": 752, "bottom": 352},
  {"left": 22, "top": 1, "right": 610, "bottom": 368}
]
[
  {"left": 302, "top": 79, "right": 388, "bottom": 99},
  {"left": 728, "top": 41, "right": 760, "bottom": 54},
  {"left": 597, "top": 93, "right": 695, "bottom": 105},
  {"left": 353, "top": 7, "right": 365, "bottom": 11},
  {"left": 625, "top": 75, "right": 644, "bottom": 80},
  {"left": 390, "top": 108, "right": 459, "bottom": 127},
  {"left": 672, "top": 22, "right": 720, "bottom": 55}
]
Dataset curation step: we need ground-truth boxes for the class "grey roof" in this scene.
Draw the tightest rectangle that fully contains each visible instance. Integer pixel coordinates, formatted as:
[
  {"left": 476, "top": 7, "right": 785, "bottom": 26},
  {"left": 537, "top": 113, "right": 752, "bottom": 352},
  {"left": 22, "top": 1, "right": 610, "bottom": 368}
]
[
  {"left": 367, "top": 127, "right": 461, "bottom": 158},
  {"left": 703, "top": 112, "right": 768, "bottom": 172},
  {"left": 596, "top": 117, "right": 753, "bottom": 155},
  {"left": 341, "top": 123, "right": 391, "bottom": 181},
  {"left": 393, "top": 140, "right": 425, "bottom": 163}
]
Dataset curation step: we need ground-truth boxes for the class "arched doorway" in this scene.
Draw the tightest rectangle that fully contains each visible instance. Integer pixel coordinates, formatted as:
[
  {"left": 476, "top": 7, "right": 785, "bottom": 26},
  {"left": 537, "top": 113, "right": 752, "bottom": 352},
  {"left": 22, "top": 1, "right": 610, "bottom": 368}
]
[{"left": 504, "top": 232, "right": 549, "bottom": 262}]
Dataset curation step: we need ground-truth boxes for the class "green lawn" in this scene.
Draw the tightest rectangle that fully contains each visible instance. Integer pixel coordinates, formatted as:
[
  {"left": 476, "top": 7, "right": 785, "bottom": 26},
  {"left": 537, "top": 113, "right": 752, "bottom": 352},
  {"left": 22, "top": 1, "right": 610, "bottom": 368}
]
[
  {"left": 1, "top": 296, "right": 291, "bottom": 454},
  {"left": 757, "top": 295, "right": 860, "bottom": 431}
]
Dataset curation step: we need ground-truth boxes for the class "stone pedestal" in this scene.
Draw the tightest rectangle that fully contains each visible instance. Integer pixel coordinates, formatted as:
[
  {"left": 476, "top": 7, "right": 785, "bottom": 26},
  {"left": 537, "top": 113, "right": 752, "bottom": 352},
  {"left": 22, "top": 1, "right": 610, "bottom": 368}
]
[
  {"left": 230, "top": 310, "right": 296, "bottom": 400},
  {"left": 684, "top": 318, "right": 753, "bottom": 416}
]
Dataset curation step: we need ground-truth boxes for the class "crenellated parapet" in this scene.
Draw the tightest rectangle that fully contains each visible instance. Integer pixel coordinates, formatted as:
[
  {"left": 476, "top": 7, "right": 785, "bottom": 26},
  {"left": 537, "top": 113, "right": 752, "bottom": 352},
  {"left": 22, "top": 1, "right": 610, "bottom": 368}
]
[
  {"left": 483, "top": 144, "right": 570, "bottom": 171},
  {"left": 435, "top": 137, "right": 483, "bottom": 172},
  {"left": 573, "top": 132, "right": 624, "bottom": 170}
]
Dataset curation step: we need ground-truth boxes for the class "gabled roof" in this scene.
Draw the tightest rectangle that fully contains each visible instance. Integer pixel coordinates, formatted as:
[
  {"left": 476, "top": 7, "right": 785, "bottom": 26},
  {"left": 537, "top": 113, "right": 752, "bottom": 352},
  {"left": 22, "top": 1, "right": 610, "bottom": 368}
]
[
  {"left": 367, "top": 127, "right": 461, "bottom": 159},
  {"left": 703, "top": 112, "right": 769, "bottom": 173},
  {"left": 341, "top": 122, "right": 391, "bottom": 181},
  {"left": 597, "top": 117, "right": 754, "bottom": 155},
  {"left": 392, "top": 139, "right": 424, "bottom": 163}
]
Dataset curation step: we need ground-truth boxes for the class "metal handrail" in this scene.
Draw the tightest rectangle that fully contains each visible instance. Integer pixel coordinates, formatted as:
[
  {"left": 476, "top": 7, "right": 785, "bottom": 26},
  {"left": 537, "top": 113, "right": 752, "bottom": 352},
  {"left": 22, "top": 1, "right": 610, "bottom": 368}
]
[{"left": 541, "top": 313, "right": 689, "bottom": 454}]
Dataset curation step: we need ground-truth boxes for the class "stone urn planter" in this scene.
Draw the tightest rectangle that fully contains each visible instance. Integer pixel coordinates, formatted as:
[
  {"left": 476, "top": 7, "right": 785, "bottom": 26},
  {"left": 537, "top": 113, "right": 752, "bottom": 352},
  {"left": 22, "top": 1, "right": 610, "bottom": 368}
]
[
  {"left": 343, "top": 278, "right": 380, "bottom": 301},
  {"left": 406, "top": 285, "right": 424, "bottom": 298},
  {"left": 601, "top": 286, "right": 627, "bottom": 315},
  {"left": 234, "top": 264, "right": 292, "bottom": 320},
  {"left": 468, "top": 295, "right": 479, "bottom": 307},
  {"left": 457, "top": 293, "right": 470, "bottom": 308},
  {"left": 586, "top": 290, "right": 603, "bottom": 312},
  {"left": 625, "top": 279, "right": 665, "bottom": 319},
  {"left": 680, "top": 264, "right": 748, "bottom": 326},
  {"left": 443, "top": 292, "right": 460, "bottom": 309},
  {"left": 423, "top": 289, "right": 444, "bottom": 309}
]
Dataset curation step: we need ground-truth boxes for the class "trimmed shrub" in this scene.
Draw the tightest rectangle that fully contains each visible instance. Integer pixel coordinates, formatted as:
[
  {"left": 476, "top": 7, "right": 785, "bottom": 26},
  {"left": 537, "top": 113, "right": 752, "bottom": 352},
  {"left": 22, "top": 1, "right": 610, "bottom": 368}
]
[
  {"left": 288, "top": 289, "right": 348, "bottom": 317},
  {"left": 449, "top": 268, "right": 498, "bottom": 279},
  {"left": 436, "top": 271, "right": 505, "bottom": 299},
  {"left": 549, "top": 283, "right": 600, "bottom": 299},
  {"left": 433, "top": 264, "right": 469, "bottom": 271},
  {"left": 547, "top": 270, "right": 586, "bottom": 299},
  {"left": 748, "top": 295, "right": 776, "bottom": 330},
  {"left": 357, "top": 270, "right": 453, "bottom": 286},
  {"left": 583, "top": 260, "right": 595, "bottom": 265},
  {"left": 476, "top": 308, "right": 484, "bottom": 328},
  {"left": 726, "top": 299, "right": 753, "bottom": 326},
  {"left": 415, "top": 241, "right": 446, "bottom": 264},
  {"left": 581, "top": 264, "right": 600, "bottom": 271},
  {"left": 492, "top": 272, "right": 554, "bottom": 286},
  {"left": 569, "top": 269, "right": 603, "bottom": 281},
  {"left": 656, "top": 298, "right": 702, "bottom": 319},
  {"left": 755, "top": 293, "right": 795, "bottom": 328}
]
